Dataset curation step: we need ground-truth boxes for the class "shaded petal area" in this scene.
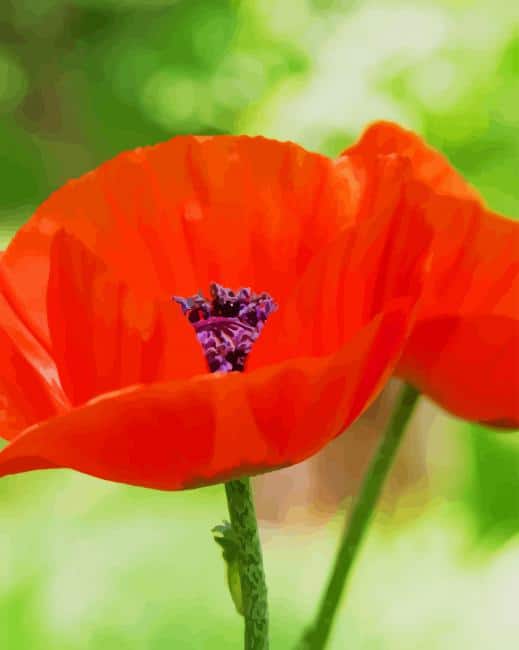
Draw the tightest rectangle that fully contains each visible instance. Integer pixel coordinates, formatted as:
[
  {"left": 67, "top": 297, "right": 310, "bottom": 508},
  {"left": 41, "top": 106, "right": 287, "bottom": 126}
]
[
  {"left": 250, "top": 154, "right": 433, "bottom": 368},
  {"left": 47, "top": 230, "right": 207, "bottom": 406},
  {"left": 399, "top": 315, "right": 519, "bottom": 426},
  {"left": 0, "top": 307, "right": 410, "bottom": 490},
  {"left": 409, "top": 198, "right": 518, "bottom": 319},
  {"left": 396, "top": 196, "right": 519, "bottom": 427},
  {"left": 0, "top": 289, "right": 68, "bottom": 440},
  {"left": 1, "top": 136, "right": 357, "bottom": 349}
]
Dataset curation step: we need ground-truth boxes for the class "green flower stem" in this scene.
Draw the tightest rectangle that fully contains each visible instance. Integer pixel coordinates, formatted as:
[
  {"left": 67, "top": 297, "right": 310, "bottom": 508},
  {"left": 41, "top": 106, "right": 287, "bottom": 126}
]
[
  {"left": 298, "top": 383, "right": 420, "bottom": 650},
  {"left": 225, "top": 477, "right": 269, "bottom": 650}
]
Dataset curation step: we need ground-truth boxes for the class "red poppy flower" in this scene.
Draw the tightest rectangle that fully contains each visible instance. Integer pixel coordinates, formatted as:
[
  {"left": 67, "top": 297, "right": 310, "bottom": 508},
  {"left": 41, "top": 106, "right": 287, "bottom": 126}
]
[
  {"left": 0, "top": 135, "right": 433, "bottom": 489},
  {"left": 342, "top": 121, "right": 519, "bottom": 428}
]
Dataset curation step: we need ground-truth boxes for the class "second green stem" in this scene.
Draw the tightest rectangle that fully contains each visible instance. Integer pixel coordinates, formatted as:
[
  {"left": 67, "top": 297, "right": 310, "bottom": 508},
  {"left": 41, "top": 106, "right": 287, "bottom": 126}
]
[{"left": 299, "top": 382, "right": 420, "bottom": 650}]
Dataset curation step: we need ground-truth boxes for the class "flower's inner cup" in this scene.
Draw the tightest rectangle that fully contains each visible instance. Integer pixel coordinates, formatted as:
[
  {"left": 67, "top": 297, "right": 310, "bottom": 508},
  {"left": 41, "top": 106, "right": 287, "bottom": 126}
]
[{"left": 174, "top": 283, "right": 278, "bottom": 373}]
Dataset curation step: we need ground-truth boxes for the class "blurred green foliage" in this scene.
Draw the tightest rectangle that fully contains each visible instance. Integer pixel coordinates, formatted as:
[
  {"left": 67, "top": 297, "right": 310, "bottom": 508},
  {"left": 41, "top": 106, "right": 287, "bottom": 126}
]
[{"left": 1, "top": 0, "right": 518, "bottom": 648}]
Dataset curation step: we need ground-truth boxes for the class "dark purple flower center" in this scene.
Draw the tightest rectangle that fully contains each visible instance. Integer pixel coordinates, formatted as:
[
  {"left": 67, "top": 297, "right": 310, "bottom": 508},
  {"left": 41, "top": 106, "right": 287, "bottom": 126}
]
[{"left": 173, "top": 283, "right": 278, "bottom": 373}]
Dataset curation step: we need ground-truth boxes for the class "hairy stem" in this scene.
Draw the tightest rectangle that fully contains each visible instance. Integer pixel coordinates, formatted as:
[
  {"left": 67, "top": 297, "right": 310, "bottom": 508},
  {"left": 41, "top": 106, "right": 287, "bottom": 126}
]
[
  {"left": 225, "top": 477, "right": 269, "bottom": 650},
  {"left": 298, "top": 383, "right": 420, "bottom": 649}
]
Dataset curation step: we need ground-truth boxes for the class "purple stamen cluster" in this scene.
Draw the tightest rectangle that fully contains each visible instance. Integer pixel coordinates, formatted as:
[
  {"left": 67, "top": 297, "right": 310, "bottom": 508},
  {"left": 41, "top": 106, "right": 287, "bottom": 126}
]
[{"left": 174, "top": 282, "right": 278, "bottom": 373}]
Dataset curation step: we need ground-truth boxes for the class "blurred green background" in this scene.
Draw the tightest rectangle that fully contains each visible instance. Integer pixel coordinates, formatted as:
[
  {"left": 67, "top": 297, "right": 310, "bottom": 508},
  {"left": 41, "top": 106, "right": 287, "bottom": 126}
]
[{"left": 1, "top": 0, "right": 518, "bottom": 648}]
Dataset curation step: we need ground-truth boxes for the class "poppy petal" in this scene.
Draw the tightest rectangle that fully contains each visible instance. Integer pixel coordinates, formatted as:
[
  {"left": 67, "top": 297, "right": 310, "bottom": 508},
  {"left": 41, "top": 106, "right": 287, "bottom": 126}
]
[
  {"left": 343, "top": 120, "right": 482, "bottom": 203},
  {"left": 0, "top": 291, "right": 68, "bottom": 439},
  {"left": 396, "top": 196, "right": 519, "bottom": 426},
  {"left": 0, "top": 306, "right": 410, "bottom": 490},
  {"left": 410, "top": 198, "right": 518, "bottom": 319},
  {"left": 399, "top": 314, "right": 518, "bottom": 426},
  {"left": 342, "top": 123, "right": 519, "bottom": 428},
  {"left": 249, "top": 154, "right": 433, "bottom": 367},
  {"left": 47, "top": 230, "right": 207, "bottom": 406},
  {"left": 1, "top": 136, "right": 357, "bottom": 349}
]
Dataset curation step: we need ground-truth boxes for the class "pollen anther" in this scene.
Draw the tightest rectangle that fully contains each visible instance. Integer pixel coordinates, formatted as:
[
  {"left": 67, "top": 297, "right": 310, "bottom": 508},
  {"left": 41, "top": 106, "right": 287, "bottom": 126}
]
[{"left": 174, "top": 283, "right": 277, "bottom": 373}]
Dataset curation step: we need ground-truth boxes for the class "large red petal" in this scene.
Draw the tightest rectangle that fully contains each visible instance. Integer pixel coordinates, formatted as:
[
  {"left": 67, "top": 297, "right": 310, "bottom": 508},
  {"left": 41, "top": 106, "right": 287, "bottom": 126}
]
[
  {"left": 47, "top": 230, "right": 207, "bottom": 406},
  {"left": 1, "top": 136, "right": 357, "bottom": 349},
  {"left": 0, "top": 307, "right": 410, "bottom": 490}
]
